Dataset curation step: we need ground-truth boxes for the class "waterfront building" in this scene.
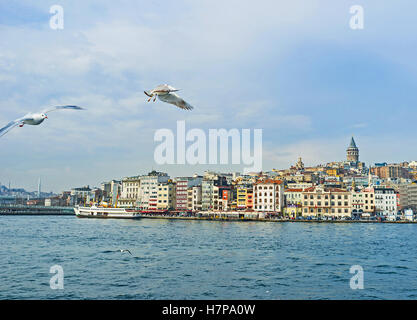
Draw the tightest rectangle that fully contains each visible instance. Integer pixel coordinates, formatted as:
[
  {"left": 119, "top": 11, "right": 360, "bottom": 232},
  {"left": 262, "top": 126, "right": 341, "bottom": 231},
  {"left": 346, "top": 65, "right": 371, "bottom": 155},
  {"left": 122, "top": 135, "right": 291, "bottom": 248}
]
[
  {"left": 284, "top": 205, "right": 302, "bottom": 218},
  {"left": 284, "top": 188, "right": 303, "bottom": 206},
  {"left": 44, "top": 197, "right": 60, "bottom": 206},
  {"left": 70, "top": 186, "right": 91, "bottom": 198},
  {"left": 70, "top": 186, "right": 92, "bottom": 205},
  {"left": 201, "top": 174, "right": 228, "bottom": 211},
  {"left": 100, "top": 180, "right": 121, "bottom": 205},
  {"left": 236, "top": 186, "right": 253, "bottom": 209},
  {"left": 175, "top": 179, "right": 189, "bottom": 211},
  {"left": 110, "top": 180, "right": 121, "bottom": 206},
  {"left": 187, "top": 188, "right": 193, "bottom": 211},
  {"left": 202, "top": 179, "right": 214, "bottom": 211},
  {"left": 157, "top": 181, "right": 176, "bottom": 210},
  {"left": 245, "top": 189, "right": 253, "bottom": 210},
  {"left": 301, "top": 186, "right": 351, "bottom": 218},
  {"left": 137, "top": 171, "right": 169, "bottom": 210},
  {"left": 101, "top": 181, "right": 112, "bottom": 196},
  {"left": 189, "top": 186, "right": 202, "bottom": 211},
  {"left": 86, "top": 188, "right": 104, "bottom": 204},
  {"left": 175, "top": 175, "right": 203, "bottom": 211},
  {"left": 211, "top": 185, "right": 232, "bottom": 211},
  {"left": 374, "top": 187, "right": 398, "bottom": 216},
  {"left": 283, "top": 188, "right": 303, "bottom": 217},
  {"left": 253, "top": 179, "right": 284, "bottom": 213},
  {"left": 351, "top": 187, "right": 375, "bottom": 216},
  {"left": 119, "top": 176, "right": 140, "bottom": 207}
]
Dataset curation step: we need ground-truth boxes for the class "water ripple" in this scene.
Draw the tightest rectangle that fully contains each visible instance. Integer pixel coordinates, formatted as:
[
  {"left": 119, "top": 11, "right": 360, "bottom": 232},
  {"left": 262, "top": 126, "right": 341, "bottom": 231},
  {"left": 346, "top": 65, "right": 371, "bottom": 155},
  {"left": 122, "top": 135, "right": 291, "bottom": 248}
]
[{"left": 0, "top": 216, "right": 417, "bottom": 299}]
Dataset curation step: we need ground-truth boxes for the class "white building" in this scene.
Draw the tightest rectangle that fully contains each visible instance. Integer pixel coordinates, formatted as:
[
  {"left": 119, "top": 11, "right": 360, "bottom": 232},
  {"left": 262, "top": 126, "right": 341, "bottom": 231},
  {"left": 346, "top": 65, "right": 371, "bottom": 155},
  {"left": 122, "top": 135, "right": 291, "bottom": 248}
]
[
  {"left": 374, "top": 187, "right": 398, "bottom": 216},
  {"left": 119, "top": 176, "right": 140, "bottom": 207},
  {"left": 137, "top": 171, "right": 169, "bottom": 210},
  {"left": 186, "top": 187, "right": 203, "bottom": 211},
  {"left": 351, "top": 187, "right": 375, "bottom": 215},
  {"left": 253, "top": 179, "right": 284, "bottom": 213},
  {"left": 284, "top": 188, "right": 304, "bottom": 206}
]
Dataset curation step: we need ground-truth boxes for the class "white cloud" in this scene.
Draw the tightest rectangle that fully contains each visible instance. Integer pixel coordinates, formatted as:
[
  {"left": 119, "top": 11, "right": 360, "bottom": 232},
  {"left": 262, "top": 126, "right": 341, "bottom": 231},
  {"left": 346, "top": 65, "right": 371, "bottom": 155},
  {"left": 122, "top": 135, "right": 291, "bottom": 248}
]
[{"left": 1, "top": 0, "right": 417, "bottom": 191}]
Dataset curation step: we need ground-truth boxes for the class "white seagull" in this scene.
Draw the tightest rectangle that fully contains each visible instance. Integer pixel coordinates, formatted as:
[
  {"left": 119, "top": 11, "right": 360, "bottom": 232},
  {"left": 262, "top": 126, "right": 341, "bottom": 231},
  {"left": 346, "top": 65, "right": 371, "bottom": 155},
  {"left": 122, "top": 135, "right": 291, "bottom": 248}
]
[
  {"left": 120, "top": 249, "right": 132, "bottom": 255},
  {"left": 144, "top": 84, "right": 194, "bottom": 110},
  {"left": 0, "top": 105, "right": 85, "bottom": 138}
]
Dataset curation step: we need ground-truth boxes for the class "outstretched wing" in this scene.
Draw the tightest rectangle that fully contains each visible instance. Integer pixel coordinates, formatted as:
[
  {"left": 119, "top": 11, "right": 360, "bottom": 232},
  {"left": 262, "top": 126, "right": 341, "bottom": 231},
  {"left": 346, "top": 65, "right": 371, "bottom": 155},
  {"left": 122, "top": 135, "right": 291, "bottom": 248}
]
[
  {"left": 150, "top": 84, "right": 179, "bottom": 94},
  {"left": 157, "top": 92, "right": 194, "bottom": 110},
  {"left": 0, "top": 117, "right": 29, "bottom": 137},
  {"left": 41, "top": 105, "right": 85, "bottom": 114},
  {"left": 0, "top": 120, "right": 20, "bottom": 137}
]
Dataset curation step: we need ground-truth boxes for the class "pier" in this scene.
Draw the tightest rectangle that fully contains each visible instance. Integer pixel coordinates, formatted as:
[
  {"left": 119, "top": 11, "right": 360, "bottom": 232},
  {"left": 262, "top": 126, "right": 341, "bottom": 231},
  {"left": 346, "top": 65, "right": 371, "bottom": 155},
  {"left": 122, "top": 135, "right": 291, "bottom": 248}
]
[{"left": 0, "top": 205, "right": 74, "bottom": 216}]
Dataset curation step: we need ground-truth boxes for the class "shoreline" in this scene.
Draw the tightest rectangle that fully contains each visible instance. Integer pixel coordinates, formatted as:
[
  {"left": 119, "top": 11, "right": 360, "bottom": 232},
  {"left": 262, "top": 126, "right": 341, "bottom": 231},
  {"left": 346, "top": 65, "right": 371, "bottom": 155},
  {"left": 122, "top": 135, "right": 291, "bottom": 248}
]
[
  {"left": 1, "top": 212, "right": 415, "bottom": 223},
  {"left": 1, "top": 206, "right": 415, "bottom": 223},
  {"left": 138, "top": 214, "right": 417, "bottom": 224}
]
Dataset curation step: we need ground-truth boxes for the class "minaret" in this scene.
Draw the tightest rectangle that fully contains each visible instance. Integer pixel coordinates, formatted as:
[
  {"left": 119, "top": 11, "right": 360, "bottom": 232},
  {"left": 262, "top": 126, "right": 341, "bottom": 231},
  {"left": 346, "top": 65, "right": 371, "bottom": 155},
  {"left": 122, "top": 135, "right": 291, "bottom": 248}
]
[
  {"left": 346, "top": 137, "right": 359, "bottom": 163},
  {"left": 368, "top": 167, "right": 372, "bottom": 187},
  {"left": 38, "top": 177, "right": 41, "bottom": 198}
]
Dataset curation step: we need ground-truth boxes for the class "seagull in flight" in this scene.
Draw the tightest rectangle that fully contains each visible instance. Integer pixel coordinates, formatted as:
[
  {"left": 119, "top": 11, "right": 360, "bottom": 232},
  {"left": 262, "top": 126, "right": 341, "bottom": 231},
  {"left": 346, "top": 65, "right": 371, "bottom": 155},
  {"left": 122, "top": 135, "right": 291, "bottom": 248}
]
[
  {"left": 0, "top": 105, "right": 85, "bottom": 138},
  {"left": 120, "top": 249, "right": 132, "bottom": 255},
  {"left": 144, "top": 84, "right": 194, "bottom": 110}
]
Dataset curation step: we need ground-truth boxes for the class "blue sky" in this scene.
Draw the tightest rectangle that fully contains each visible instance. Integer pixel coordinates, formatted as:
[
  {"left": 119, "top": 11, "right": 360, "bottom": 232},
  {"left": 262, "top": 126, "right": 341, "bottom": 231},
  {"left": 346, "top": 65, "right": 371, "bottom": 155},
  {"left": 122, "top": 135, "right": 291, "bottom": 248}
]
[{"left": 1, "top": 0, "right": 417, "bottom": 192}]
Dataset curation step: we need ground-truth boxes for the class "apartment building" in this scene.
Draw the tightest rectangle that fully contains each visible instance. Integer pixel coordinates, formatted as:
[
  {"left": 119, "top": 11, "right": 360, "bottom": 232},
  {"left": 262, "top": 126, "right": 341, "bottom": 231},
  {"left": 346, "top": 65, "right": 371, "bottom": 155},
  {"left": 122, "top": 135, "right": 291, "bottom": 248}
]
[
  {"left": 119, "top": 176, "right": 140, "bottom": 207},
  {"left": 253, "top": 180, "right": 284, "bottom": 213},
  {"left": 137, "top": 171, "right": 169, "bottom": 210},
  {"left": 399, "top": 182, "right": 417, "bottom": 211},
  {"left": 351, "top": 187, "right": 375, "bottom": 215},
  {"left": 374, "top": 187, "right": 398, "bottom": 216},
  {"left": 157, "top": 182, "right": 176, "bottom": 210},
  {"left": 301, "top": 186, "right": 351, "bottom": 218},
  {"left": 175, "top": 176, "right": 203, "bottom": 211}
]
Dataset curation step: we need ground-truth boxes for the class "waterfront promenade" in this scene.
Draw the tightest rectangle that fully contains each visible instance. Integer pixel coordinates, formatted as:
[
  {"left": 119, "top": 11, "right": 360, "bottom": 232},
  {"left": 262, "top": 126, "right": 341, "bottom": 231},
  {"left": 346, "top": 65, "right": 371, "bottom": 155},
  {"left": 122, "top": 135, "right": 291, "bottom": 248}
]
[
  {"left": 139, "top": 211, "right": 416, "bottom": 224},
  {"left": 1, "top": 205, "right": 415, "bottom": 223}
]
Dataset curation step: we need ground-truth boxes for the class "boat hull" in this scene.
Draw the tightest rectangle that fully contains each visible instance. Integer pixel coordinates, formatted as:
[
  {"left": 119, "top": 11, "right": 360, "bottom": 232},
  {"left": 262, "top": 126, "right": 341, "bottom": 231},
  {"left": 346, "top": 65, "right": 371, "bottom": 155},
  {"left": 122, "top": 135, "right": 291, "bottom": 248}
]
[{"left": 74, "top": 206, "right": 142, "bottom": 219}]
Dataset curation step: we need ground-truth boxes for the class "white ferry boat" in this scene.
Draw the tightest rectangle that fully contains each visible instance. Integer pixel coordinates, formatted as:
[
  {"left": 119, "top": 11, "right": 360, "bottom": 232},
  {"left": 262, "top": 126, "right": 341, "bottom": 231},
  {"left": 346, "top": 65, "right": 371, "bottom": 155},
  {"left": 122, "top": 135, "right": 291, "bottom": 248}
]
[{"left": 74, "top": 206, "right": 142, "bottom": 219}]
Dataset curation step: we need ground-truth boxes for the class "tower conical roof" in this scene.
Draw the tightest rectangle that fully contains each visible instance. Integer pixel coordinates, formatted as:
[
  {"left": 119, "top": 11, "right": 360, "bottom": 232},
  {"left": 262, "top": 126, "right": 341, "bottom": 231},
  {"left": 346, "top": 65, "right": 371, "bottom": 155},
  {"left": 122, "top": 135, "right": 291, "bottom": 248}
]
[{"left": 348, "top": 137, "right": 357, "bottom": 149}]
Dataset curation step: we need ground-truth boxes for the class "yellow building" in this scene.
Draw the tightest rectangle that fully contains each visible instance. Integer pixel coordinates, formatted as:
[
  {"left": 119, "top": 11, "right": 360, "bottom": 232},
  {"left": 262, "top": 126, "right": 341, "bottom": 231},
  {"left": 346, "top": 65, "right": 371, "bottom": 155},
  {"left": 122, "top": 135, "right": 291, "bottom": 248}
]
[
  {"left": 157, "top": 182, "right": 176, "bottom": 210},
  {"left": 301, "top": 186, "right": 351, "bottom": 218},
  {"left": 246, "top": 190, "right": 253, "bottom": 210},
  {"left": 284, "top": 206, "right": 302, "bottom": 218},
  {"left": 284, "top": 188, "right": 303, "bottom": 218},
  {"left": 236, "top": 186, "right": 253, "bottom": 210},
  {"left": 237, "top": 187, "right": 248, "bottom": 209},
  {"left": 351, "top": 187, "right": 375, "bottom": 215},
  {"left": 326, "top": 169, "right": 340, "bottom": 177}
]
